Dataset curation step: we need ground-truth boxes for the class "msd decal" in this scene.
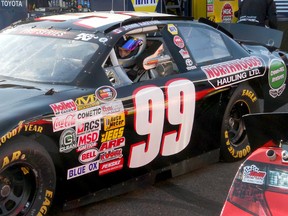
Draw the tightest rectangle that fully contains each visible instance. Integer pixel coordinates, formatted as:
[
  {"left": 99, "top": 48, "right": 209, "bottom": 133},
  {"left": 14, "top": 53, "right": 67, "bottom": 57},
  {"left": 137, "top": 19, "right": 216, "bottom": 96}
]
[
  {"left": 77, "top": 131, "right": 99, "bottom": 152},
  {"left": 201, "top": 56, "right": 265, "bottom": 89}
]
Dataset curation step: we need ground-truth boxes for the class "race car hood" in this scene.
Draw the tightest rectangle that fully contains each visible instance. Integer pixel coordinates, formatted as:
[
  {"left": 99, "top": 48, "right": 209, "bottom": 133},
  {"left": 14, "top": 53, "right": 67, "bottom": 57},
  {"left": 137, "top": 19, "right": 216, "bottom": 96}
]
[{"left": 0, "top": 79, "right": 85, "bottom": 134}]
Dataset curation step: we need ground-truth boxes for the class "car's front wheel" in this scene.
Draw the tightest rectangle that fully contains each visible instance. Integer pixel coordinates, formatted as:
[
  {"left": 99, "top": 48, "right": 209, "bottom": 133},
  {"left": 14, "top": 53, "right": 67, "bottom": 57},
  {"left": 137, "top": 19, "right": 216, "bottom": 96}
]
[
  {"left": 220, "top": 83, "right": 261, "bottom": 162},
  {"left": 0, "top": 136, "right": 56, "bottom": 215}
]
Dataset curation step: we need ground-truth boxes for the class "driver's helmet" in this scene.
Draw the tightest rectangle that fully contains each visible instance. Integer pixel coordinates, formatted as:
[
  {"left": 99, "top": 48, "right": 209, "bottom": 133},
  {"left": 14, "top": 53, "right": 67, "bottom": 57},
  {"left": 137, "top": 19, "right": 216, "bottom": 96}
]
[{"left": 116, "top": 34, "right": 146, "bottom": 68}]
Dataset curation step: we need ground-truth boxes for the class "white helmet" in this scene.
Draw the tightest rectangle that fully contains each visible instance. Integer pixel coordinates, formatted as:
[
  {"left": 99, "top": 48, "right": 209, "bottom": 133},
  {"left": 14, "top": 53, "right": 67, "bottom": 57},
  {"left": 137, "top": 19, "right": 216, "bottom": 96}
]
[{"left": 117, "top": 34, "right": 146, "bottom": 68}]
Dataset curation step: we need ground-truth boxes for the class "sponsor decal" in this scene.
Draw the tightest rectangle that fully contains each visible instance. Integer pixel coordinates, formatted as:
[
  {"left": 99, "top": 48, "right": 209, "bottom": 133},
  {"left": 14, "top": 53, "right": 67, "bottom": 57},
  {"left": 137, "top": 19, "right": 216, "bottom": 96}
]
[
  {"left": 268, "top": 59, "right": 287, "bottom": 98},
  {"left": 131, "top": 0, "right": 158, "bottom": 12},
  {"left": 99, "top": 158, "right": 124, "bottom": 176},
  {"left": 173, "top": 35, "right": 185, "bottom": 49},
  {"left": 99, "top": 137, "right": 125, "bottom": 152},
  {"left": 167, "top": 24, "right": 178, "bottom": 35},
  {"left": 201, "top": 56, "right": 265, "bottom": 89},
  {"left": 67, "top": 160, "right": 99, "bottom": 180},
  {"left": 179, "top": 48, "right": 190, "bottom": 59},
  {"left": 207, "top": 0, "right": 214, "bottom": 13},
  {"left": 242, "top": 165, "right": 266, "bottom": 185},
  {"left": 76, "top": 119, "right": 101, "bottom": 135},
  {"left": 242, "top": 89, "right": 257, "bottom": 102},
  {"left": 101, "top": 127, "right": 124, "bottom": 142},
  {"left": 104, "top": 113, "right": 125, "bottom": 131},
  {"left": 75, "top": 94, "right": 100, "bottom": 111},
  {"left": 76, "top": 106, "right": 102, "bottom": 121},
  {"left": 59, "top": 128, "right": 77, "bottom": 153},
  {"left": 74, "top": 33, "right": 108, "bottom": 43},
  {"left": 221, "top": 3, "right": 233, "bottom": 23},
  {"left": 37, "top": 190, "right": 53, "bottom": 216},
  {"left": 19, "top": 28, "right": 67, "bottom": 37},
  {"left": 52, "top": 113, "right": 76, "bottom": 132},
  {"left": 95, "top": 86, "right": 117, "bottom": 103},
  {"left": 78, "top": 148, "right": 98, "bottom": 164},
  {"left": 77, "top": 131, "right": 99, "bottom": 152},
  {"left": 101, "top": 100, "right": 124, "bottom": 115},
  {"left": 1, "top": 0, "right": 23, "bottom": 7},
  {"left": 50, "top": 99, "right": 77, "bottom": 116},
  {"left": 99, "top": 148, "right": 123, "bottom": 163},
  {"left": 1, "top": 150, "right": 24, "bottom": 169}
]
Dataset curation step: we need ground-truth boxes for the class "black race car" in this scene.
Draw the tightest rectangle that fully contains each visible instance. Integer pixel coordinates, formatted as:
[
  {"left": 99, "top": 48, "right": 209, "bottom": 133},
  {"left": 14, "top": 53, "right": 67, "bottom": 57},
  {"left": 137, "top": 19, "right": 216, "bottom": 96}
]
[{"left": 0, "top": 11, "right": 287, "bottom": 215}]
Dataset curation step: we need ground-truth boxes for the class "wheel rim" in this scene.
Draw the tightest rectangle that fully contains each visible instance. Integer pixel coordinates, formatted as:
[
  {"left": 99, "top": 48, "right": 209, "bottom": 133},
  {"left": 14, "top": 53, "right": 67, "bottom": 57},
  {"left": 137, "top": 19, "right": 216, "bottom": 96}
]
[
  {"left": 226, "top": 100, "right": 250, "bottom": 147},
  {"left": 0, "top": 164, "right": 36, "bottom": 215}
]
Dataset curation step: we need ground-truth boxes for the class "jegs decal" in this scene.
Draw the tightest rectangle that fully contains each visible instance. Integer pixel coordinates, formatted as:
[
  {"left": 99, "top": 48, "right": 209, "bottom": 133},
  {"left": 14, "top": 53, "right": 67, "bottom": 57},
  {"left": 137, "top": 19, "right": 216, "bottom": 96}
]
[{"left": 128, "top": 79, "right": 196, "bottom": 168}]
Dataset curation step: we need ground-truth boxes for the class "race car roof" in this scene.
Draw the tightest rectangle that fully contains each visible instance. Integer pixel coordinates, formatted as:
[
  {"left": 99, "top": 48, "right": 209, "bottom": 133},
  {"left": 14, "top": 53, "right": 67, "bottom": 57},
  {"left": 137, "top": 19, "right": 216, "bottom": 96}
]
[{"left": 31, "top": 11, "right": 176, "bottom": 32}]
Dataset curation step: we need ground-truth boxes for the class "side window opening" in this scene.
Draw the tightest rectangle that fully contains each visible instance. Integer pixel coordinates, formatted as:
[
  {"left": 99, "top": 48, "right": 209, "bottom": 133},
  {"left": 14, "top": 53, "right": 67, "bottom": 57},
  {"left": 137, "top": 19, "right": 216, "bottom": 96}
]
[
  {"left": 103, "top": 28, "right": 179, "bottom": 86},
  {"left": 179, "top": 25, "right": 231, "bottom": 64}
]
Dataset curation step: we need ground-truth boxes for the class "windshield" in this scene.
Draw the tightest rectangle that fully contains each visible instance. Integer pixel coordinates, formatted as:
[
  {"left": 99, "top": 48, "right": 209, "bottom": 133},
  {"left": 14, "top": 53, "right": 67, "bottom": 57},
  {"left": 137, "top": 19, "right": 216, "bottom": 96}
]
[{"left": 0, "top": 34, "right": 99, "bottom": 83}]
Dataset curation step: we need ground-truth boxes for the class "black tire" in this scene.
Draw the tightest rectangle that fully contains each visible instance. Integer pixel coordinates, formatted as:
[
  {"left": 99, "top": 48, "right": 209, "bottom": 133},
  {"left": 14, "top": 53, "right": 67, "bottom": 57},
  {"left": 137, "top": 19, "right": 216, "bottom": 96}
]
[
  {"left": 220, "top": 83, "right": 261, "bottom": 162},
  {"left": 0, "top": 136, "right": 56, "bottom": 215}
]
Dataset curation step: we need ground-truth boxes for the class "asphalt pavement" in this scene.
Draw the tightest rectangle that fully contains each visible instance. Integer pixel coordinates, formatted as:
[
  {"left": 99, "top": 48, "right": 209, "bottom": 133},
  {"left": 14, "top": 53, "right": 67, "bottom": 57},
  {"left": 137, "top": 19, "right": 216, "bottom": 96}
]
[{"left": 52, "top": 160, "right": 243, "bottom": 216}]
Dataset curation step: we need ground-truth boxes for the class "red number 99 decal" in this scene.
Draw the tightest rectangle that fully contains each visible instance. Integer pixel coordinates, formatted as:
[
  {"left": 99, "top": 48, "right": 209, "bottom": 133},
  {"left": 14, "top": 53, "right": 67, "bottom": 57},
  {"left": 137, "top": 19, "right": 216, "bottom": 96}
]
[{"left": 128, "top": 79, "right": 196, "bottom": 168}]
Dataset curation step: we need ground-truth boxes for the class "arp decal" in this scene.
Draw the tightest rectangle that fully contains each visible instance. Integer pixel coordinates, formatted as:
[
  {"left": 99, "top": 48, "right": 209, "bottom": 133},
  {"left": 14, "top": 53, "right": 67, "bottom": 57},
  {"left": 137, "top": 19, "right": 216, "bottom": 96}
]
[
  {"left": 268, "top": 59, "right": 287, "bottom": 98},
  {"left": 242, "top": 164, "right": 266, "bottom": 185},
  {"left": 202, "top": 56, "right": 265, "bottom": 89},
  {"left": 128, "top": 79, "right": 195, "bottom": 168},
  {"left": 99, "top": 137, "right": 125, "bottom": 152}
]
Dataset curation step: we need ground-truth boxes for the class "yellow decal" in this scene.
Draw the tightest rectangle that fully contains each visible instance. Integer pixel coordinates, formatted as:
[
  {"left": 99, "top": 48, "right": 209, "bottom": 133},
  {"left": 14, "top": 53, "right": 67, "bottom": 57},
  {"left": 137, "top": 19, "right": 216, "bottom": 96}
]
[
  {"left": 242, "top": 89, "right": 257, "bottom": 102},
  {"left": 101, "top": 127, "right": 124, "bottom": 142},
  {"left": 75, "top": 94, "right": 99, "bottom": 110},
  {"left": 37, "top": 190, "right": 53, "bottom": 216},
  {"left": 104, "top": 113, "right": 125, "bottom": 131},
  {"left": 2, "top": 150, "right": 24, "bottom": 168}
]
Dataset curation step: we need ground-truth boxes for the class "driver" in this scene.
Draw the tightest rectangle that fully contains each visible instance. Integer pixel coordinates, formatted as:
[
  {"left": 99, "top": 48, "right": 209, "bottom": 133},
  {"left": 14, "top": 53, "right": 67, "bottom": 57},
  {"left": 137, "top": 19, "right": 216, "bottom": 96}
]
[{"left": 115, "top": 34, "right": 146, "bottom": 80}]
